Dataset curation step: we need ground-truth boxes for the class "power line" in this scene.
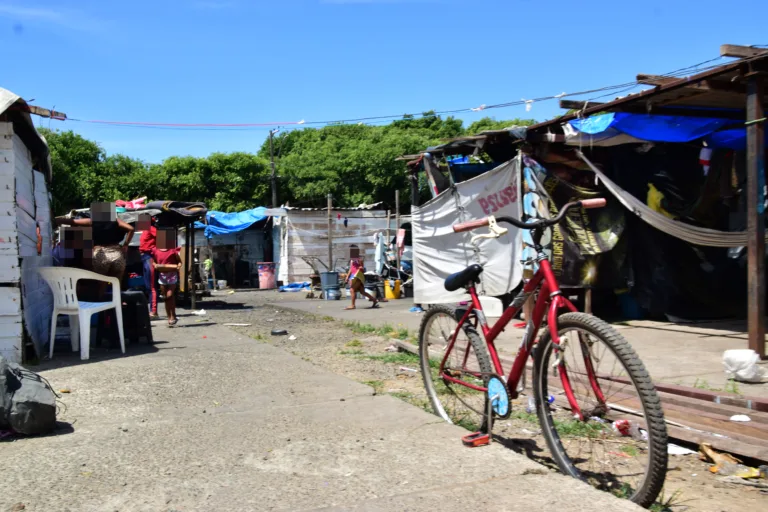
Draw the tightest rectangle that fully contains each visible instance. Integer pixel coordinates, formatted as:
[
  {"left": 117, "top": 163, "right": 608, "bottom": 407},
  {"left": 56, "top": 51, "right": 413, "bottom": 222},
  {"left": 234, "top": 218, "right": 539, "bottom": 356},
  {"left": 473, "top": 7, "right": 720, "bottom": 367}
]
[{"left": 63, "top": 53, "right": 763, "bottom": 133}]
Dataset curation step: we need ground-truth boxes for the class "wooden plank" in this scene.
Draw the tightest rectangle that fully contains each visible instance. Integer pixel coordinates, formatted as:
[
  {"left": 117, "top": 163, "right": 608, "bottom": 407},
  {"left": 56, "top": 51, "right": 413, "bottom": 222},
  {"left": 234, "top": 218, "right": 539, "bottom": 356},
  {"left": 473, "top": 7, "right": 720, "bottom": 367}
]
[
  {"left": 721, "top": 44, "right": 768, "bottom": 59},
  {"left": 560, "top": 100, "right": 605, "bottom": 111},
  {"left": 0, "top": 255, "right": 21, "bottom": 282},
  {"left": 747, "top": 74, "right": 767, "bottom": 359},
  {"left": 0, "top": 287, "right": 21, "bottom": 315}
]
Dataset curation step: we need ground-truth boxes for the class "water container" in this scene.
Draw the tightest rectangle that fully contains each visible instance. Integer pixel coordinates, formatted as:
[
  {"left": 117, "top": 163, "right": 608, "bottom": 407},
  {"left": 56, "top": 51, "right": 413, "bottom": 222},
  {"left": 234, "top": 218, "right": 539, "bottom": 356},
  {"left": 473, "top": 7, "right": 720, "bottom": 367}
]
[
  {"left": 320, "top": 272, "right": 339, "bottom": 289},
  {"left": 324, "top": 286, "right": 341, "bottom": 300},
  {"left": 217, "top": 280, "right": 227, "bottom": 289}
]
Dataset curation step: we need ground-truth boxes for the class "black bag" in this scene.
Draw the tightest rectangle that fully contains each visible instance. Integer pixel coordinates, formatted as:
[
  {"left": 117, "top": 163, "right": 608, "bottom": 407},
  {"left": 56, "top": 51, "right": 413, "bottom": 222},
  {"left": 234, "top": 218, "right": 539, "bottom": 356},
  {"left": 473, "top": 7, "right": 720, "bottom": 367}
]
[
  {"left": 0, "top": 357, "right": 12, "bottom": 429},
  {"left": 0, "top": 357, "right": 57, "bottom": 435}
]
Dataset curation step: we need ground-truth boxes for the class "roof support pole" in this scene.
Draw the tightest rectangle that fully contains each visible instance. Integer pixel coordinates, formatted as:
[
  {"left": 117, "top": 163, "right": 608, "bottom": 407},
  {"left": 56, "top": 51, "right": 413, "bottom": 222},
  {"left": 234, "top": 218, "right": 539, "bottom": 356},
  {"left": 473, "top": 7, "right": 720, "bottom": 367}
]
[{"left": 746, "top": 73, "right": 766, "bottom": 359}]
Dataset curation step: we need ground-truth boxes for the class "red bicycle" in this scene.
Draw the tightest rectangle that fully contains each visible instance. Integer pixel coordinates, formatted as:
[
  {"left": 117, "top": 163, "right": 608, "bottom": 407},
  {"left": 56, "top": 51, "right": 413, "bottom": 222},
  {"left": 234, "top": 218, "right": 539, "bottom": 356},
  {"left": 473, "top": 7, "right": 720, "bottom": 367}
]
[{"left": 418, "top": 198, "right": 668, "bottom": 507}]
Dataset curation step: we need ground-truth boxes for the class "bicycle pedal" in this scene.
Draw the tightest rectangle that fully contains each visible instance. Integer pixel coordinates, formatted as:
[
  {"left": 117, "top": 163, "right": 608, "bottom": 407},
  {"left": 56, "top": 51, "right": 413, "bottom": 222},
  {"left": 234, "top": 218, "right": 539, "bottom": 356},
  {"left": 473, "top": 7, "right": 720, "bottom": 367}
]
[{"left": 462, "top": 431, "right": 490, "bottom": 447}]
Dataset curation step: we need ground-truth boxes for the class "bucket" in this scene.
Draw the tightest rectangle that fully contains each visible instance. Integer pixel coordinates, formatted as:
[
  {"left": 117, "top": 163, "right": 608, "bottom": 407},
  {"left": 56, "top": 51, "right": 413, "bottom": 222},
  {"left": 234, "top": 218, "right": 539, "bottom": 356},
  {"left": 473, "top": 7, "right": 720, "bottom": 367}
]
[
  {"left": 320, "top": 272, "right": 339, "bottom": 289},
  {"left": 217, "top": 280, "right": 227, "bottom": 289},
  {"left": 257, "top": 262, "right": 276, "bottom": 289},
  {"left": 207, "top": 278, "right": 214, "bottom": 290},
  {"left": 385, "top": 279, "right": 401, "bottom": 299},
  {"left": 324, "top": 286, "right": 341, "bottom": 300}
]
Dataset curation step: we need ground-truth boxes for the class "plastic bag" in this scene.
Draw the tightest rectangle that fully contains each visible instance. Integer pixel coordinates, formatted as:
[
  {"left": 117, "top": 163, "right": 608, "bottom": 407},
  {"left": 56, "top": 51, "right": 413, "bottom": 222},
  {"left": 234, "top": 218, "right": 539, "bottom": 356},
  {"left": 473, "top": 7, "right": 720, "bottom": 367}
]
[{"left": 723, "top": 349, "right": 768, "bottom": 383}]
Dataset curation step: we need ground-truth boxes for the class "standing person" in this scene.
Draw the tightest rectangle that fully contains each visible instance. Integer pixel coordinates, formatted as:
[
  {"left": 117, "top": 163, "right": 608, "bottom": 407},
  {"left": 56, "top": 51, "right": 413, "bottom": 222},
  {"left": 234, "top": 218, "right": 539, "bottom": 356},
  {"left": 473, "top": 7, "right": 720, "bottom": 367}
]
[
  {"left": 152, "top": 228, "right": 181, "bottom": 326},
  {"left": 138, "top": 214, "right": 159, "bottom": 319},
  {"left": 56, "top": 202, "right": 134, "bottom": 297},
  {"left": 345, "top": 259, "right": 378, "bottom": 310}
]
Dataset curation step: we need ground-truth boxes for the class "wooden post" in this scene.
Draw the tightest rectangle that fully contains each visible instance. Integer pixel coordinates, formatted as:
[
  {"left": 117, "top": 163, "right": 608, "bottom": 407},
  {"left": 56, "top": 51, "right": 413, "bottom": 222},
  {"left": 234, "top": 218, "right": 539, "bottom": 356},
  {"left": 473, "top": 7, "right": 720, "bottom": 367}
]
[
  {"left": 190, "top": 223, "right": 196, "bottom": 309},
  {"left": 327, "top": 193, "right": 333, "bottom": 272},
  {"left": 395, "top": 190, "right": 401, "bottom": 278},
  {"left": 409, "top": 170, "right": 419, "bottom": 208},
  {"left": 746, "top": 73, "right": 766, "bottom": 359},
  {"left": 585, "top": 289, "right": 592, "bottom": 315},
  {"left": 205, "top": 217, "right": 218, "bottom": 290}
]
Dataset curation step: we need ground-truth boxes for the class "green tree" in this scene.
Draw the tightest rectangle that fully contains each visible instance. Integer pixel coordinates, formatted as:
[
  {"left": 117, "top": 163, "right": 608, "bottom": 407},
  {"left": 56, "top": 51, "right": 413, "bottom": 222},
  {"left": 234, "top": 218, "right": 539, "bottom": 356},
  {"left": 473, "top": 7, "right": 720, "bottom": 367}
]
[{"left": 465, "top": 116, "right": 537, "bottom": 134}]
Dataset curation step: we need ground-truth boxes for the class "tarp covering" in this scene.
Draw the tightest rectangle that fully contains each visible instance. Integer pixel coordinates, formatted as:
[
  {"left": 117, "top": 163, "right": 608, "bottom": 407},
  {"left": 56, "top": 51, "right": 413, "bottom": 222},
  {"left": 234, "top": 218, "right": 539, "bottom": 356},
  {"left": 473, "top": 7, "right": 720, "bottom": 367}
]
[
  {"left": 566, "top": 112, "right": 767, "bottom": 150},
  {"left": 194, "top": 207, "right": 267, "bottom": 238},
  {"left": 412, "top": 157, "right": 523, "bottom": 304}
]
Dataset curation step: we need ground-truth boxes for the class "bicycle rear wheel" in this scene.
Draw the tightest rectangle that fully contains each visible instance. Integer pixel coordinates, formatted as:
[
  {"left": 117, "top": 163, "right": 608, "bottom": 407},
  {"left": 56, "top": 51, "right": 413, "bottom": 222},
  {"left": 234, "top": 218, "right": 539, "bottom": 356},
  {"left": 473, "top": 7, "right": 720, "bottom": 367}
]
[
  {"left": 532, "top": 312, "right": 667, "bottom": 508},
  {"left": 418, "top": 305, "right": 491, "bottom": 432}
]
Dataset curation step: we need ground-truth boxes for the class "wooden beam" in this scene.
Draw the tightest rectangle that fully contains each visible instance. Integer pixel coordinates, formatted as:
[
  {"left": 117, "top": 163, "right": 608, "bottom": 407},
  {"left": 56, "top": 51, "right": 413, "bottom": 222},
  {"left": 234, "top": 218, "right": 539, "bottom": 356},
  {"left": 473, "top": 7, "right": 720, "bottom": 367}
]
[
  {"left": 746, "top": 73, "right": 767, "bottom": 360},
  {"left": 721, "top": 44, "right": 768, "bottom": 59},
  {"left": 635, "top": 74, "right": 748, "bottom": 95},
  {"left": 559, "top": 100, "right": 604, "bottom": 111},
  {"left": 9, "top": 104, "right": 67, "bottom": 120},
  {"left": 636, "top": 74, "right": 684, "bottom": 87}
]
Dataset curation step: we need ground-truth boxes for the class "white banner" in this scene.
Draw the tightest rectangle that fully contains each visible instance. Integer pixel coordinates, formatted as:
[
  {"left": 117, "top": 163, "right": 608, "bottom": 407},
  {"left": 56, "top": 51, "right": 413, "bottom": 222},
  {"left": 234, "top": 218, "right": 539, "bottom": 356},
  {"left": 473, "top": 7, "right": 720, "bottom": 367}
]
[{"left": 412, "top": 156, "right": 523, "bottom": 304}]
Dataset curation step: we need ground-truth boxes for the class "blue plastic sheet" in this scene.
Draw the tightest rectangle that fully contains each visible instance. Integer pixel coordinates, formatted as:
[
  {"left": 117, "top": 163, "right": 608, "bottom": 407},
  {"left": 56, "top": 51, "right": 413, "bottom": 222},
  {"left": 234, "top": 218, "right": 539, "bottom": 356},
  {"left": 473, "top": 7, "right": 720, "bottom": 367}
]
[
  {"left": 279, "top": 282, "right": 310, "bottom": 292},
  {"left": 569, "top": 113, "right": 733, "bottom": 144},
  {"left": 194, "top": 207, "right": 267, "bottom": 238}
]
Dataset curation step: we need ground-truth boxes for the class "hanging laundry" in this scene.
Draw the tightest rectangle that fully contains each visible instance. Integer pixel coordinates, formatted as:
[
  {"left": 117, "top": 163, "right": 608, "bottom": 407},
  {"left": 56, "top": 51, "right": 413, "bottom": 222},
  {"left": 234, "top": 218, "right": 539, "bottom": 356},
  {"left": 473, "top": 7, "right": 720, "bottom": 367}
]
[
  {"left": 116, "top": 197, "right": 147, "bottom": 209},
  {"left": 337, "top": 213, "right": 341, "bottom": 220},
  {"left": 699, "top": 147, "right": 713, "bottom": 176},
  {"left": 344, "top": 217, "right": 348, "bottom": 227}
]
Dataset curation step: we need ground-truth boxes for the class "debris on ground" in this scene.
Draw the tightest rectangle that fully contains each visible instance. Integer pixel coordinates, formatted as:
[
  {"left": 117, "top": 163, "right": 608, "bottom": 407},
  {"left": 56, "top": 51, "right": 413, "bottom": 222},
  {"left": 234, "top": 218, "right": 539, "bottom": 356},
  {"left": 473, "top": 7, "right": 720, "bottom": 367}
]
[
  {"left": 271, "top": 329, "right": 288, "bottom": 336},
  {"left": 408, "top": 306, "right": 424, "bottom": 313},
  {"left": 718, "top": 476, "right": 768, "bottom": 488},
  {"left": 668, "top": 443, "right": 697, "bottom": 456},
  {"left": 192, "top": 310, "right": 207, "bottom": 316},
  {"left": 384, "top": 344, "right": 398, "bottom": 352},
  {"left": 59, "top": 388, "right": 72, "bottom": 394},
  {"left": 223, "top": 323, "right": 252, "bottom": 327},
  {"left": 699, "top": 442, "right": 762, "bottom": 478},
  {"left": 730, "top": 414, "right": 751, "bottom": 422},
  {"left": 288, "top": 335, "right": 297, "bottom": 341}
]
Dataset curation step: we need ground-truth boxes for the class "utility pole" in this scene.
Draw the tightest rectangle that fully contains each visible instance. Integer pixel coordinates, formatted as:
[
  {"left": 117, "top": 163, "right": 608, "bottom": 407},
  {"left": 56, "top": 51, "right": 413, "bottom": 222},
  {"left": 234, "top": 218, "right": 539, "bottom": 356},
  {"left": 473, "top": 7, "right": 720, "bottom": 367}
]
[
  {"left": 327, "top": 193, "right": 333, "bottom": 272},
  {"left": 395, "top": 190, "right": 401, "bottom": 278},
  {"left": 269, "top": 129, "right": 278, "bottom": 208}
]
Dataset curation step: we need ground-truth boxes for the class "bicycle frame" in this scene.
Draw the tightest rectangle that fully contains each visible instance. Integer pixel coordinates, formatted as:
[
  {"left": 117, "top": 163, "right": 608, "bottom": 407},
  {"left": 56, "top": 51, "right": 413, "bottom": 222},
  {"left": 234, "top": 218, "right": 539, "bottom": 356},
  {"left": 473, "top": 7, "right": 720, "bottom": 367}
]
[{"left": 439, "top": 255, "right": 604, "bottom": 421}]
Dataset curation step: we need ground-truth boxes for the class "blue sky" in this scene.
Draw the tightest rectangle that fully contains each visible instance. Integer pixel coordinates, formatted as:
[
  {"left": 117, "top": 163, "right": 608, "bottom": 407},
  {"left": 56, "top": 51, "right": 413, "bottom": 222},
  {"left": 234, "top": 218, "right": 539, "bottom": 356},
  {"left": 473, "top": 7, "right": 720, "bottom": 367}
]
[{"left": 2, "top": 0, "right": 767, "bottom": 163}]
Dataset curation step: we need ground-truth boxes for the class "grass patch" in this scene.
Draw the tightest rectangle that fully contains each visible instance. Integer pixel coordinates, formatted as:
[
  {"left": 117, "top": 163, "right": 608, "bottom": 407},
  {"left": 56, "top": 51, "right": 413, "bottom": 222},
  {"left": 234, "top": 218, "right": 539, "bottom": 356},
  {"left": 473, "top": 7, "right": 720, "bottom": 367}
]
[
  {"left": 338, "top": 349, "right": 364, "bottom": 356},
  {"left": 693, "top": 378, "right": 722, "bottom": 392},
  {"left": 253, "top": 333, "right": 264, "bottom": 341},
  {"left": 511, "top": 410, "right": 539, "bottom": 425},
  {"left": 345, "top": 339, "right": 363, "bottom": 348},
  {"left": 322, "top": 315, "right": 336, "bottom": 322},
  {"left": 344, "top": 321, "right": 413, "bottom": 340},
  {"left": 650, "top": 489, "right": 688, "bottom": 512},
  {"left": 724, "top": 379, "right": 742, "bottom": 395},
  {"left": 363, "top": 380, "right": 384, "bottom": 394},
  {"left": 362, "top": 352, "right": 420, "bottom": 365},
  {"left": 620, "top": 444, "right": 640, "bottom": 457},
  {"left": 553, "top": 418, "right": 610, "bottom": 438}
]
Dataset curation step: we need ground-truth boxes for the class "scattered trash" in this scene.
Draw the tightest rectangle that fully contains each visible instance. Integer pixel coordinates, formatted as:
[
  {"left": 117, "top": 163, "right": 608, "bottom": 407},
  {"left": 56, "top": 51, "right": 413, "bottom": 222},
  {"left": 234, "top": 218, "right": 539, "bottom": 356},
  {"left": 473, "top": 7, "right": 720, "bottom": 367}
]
[
  {"left": 10, "top": 503, "right": 25, "bottom": 511},
  {"left": 288, "top": 335, "right": 297, "bottom": 341},
  {"left": 761, "top": 465, "right": 768, "bottom": 479},
  {"left": 667, "top": 443, "right": 697, "bottom": 456},
  {"left": 408, "top": 306, "right": 424, "bottom": 313},
  {"left": 723, "top": 349, "right": 768, "bottom": 383},
  {"left": 730, "top": 414, "right": 751, "bottom": 422},
  {"left": 223, "top": 323, "right": 252, "bottom": 327},
  {"left": 399, "top": 367, "right": 418, "bottom": 373},
  {"left": 526, "top": 396, "right": 536, "bottom": 414},
  {"left": 271, "top": 329, "right": 288, "bottom": 336},
  {"left": 192, "top": 310, "right": 207, "bottom": 316},
  {"left": 698, "top": 442, "right": 761, "bottom": 477},
  {"left": 385, "top": 344, "right": 398, "bottom": 352},
  {"left": 227, "top": 290, "right": 235, "bottom": 295},
  {"left": 267, "top": 319, "right": 275, "bottom": 322},
  {"left": 202, "top": 336, "right": 207, "bottom": 339},
  {"left": 612, "top": 420, "right": 647, "bottom": 441},
  {"left": 59, "top": 388, "right": 71, "bottom": 394},
  {"left": 717, "top": 475, "right": 768, "bottom": 488}
]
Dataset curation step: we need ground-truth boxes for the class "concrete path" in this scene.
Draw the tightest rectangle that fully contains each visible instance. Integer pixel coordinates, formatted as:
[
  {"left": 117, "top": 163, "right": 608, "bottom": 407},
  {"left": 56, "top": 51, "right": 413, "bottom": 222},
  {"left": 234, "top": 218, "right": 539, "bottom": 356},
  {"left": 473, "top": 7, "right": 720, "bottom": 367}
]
[
  {"left": 0, "top": 315, "right": 640, "bottom": 512},
  {"left": 278, "top": 294, "right": 768, "bottom": 398}
]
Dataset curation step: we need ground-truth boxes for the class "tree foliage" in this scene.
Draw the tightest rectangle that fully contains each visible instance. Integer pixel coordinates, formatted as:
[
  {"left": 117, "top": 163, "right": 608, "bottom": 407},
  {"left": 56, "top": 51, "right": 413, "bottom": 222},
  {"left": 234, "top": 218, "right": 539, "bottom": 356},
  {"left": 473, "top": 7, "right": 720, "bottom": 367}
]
[{"left": 41, "top": 115, "right": 534, "bottom": 215}]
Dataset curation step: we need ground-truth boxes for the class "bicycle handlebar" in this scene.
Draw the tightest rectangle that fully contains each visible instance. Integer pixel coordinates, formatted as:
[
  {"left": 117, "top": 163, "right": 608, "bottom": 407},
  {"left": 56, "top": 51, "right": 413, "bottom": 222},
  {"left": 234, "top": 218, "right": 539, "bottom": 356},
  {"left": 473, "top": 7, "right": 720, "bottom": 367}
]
[{"left": 452, "top": 198, "right": 606, "bottom": 233}]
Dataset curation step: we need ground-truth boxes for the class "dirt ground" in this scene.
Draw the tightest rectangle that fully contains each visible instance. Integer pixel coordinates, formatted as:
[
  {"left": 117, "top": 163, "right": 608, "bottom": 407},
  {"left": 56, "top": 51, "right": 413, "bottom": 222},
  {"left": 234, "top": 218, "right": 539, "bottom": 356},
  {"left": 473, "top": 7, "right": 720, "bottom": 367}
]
[{"left": 202, "top": 291, "right": 768, "bottom": 512}]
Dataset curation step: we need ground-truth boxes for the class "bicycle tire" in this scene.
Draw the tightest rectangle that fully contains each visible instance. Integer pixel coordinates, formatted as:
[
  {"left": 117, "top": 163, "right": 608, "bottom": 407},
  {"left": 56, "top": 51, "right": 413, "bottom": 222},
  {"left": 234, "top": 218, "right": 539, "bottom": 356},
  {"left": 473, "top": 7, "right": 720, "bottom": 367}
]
[
  {"left": 532, "top": 312, "right": 668, "bottom": 508},
  {"left": 418, "top": 304, "right": 492, "bottom": 430}
]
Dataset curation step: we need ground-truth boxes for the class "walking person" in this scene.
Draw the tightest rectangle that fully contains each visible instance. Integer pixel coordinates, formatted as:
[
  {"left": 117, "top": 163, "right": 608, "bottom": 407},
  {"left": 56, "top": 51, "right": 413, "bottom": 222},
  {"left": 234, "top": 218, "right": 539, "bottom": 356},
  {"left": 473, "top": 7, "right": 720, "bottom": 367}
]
[
  {"left": 153, "top": 227, "right": 182, "bottom": 326},
  {"left": 138, "top": 214, "right": 159, "bottom": 319},
  {"left": 345, "top": 259, "right": 378, "bottom": 310}
]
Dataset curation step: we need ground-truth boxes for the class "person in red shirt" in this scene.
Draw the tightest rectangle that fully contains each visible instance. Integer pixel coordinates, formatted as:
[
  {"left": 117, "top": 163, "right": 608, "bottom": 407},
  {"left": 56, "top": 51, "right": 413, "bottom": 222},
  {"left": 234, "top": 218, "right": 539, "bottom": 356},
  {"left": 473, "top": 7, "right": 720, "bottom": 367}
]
[
  {"left": 138, "top": 214, "right": 159, "bottom": 318},
  {"left": 153, "top": 227, "right": 182, "bottom": 326}
]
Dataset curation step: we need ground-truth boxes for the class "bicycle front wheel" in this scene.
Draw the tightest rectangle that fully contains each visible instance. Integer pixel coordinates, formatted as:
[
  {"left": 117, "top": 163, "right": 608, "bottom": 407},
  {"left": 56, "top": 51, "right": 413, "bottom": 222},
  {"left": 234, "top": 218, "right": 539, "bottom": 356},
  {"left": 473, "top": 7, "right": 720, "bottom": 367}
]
[
  {"left": 532, "top": 312, "right": 667, "bottom": 508},
  {"left": 418, "top": 305, "right": 491, "bottom": 432}
]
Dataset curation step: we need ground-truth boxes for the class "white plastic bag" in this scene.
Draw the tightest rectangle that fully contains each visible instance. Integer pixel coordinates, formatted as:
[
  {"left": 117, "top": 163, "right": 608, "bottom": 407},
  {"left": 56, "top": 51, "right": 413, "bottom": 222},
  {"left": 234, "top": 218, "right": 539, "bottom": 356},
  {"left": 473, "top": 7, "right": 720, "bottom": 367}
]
[{"left": 722, "top": 349, "right": 768, "bottom": 383}]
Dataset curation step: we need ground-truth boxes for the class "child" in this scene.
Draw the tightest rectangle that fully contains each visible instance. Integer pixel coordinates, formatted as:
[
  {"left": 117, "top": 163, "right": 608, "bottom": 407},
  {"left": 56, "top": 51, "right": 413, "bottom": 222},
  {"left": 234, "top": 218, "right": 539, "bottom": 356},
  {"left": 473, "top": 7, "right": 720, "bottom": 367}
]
[
  {"left": 152, "top": 228, "right": 182, "bottom": 326},
  {"left": 345, "top": 258, "right": 378, "bottom": 310}
]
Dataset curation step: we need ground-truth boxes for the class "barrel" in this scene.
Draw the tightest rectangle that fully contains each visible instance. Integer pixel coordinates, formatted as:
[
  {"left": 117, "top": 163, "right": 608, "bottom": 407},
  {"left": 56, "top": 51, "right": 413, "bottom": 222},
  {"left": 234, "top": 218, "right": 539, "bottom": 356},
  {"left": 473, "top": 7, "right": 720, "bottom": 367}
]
[
  {"left": 257, "top": 262, "right": 276, "bottom": 289},
  {"left": 324, "top": 286, "right": 341, "bottom": 300},
  {"left": 320, "top": 271, "right": 339, "bottom": 289}
]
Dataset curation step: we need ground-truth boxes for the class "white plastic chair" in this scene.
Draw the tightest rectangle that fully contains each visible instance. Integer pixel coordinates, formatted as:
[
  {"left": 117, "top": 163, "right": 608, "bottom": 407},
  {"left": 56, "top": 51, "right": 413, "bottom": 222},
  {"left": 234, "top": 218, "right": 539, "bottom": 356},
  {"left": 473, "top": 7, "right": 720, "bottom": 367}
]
[{"left": 38, "top": 267, "right": 125, "bottom": 361}]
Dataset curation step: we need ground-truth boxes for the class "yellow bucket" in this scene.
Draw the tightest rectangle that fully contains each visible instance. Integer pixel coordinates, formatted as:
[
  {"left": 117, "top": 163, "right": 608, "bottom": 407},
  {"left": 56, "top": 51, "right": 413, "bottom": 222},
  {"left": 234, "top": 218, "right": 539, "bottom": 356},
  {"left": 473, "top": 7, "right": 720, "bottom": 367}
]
[{"left": 385, "top": 279, "right": 401, "bottom": 299}]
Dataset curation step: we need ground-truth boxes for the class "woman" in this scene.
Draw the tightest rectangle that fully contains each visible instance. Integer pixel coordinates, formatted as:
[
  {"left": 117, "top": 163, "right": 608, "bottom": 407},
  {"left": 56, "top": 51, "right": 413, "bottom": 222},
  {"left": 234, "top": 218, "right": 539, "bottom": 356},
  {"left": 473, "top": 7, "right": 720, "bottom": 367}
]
[{"left": 345, "top": 259, "right": 378, "bottom": 310}]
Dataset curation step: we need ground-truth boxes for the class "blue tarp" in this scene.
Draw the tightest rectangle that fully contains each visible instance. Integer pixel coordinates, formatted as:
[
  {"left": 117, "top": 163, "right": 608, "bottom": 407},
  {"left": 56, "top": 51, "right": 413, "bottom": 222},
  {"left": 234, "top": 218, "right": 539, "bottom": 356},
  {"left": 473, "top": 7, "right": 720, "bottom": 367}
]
[
  {"left": 568, "top": 112, "right": 767, "bottom": 150},
  {"left": 194, "top": 206, "right": 268, "bottom": 238}
]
